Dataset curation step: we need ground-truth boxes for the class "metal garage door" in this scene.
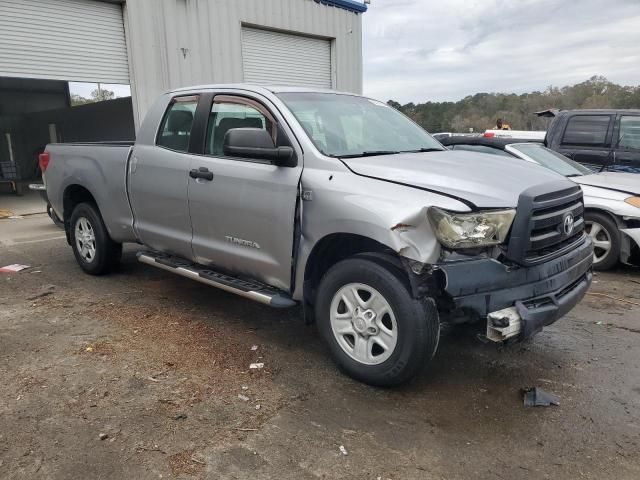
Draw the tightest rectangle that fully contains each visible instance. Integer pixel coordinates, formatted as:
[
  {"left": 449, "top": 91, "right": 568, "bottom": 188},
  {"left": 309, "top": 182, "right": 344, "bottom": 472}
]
[
  {"left": 0, "top": 0, "right": 129, "bottom": 84},
  {"left": 242, "top": 27, "right": 332, "bottom": 89}
]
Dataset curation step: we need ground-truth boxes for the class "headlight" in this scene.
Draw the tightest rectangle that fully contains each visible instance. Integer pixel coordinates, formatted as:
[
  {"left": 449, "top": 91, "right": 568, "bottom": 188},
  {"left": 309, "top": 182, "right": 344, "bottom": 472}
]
[
  {"left": 427, "top": 207, "right": 516, "bottom": 249},
  {"left": 625, "top": 197, "right": 640, "bottom": 208}
]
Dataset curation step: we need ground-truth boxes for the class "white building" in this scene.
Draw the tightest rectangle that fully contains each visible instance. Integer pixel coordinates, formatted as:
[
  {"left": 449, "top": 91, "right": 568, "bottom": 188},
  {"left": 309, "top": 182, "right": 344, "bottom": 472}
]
[{"left": 0, "top": 0, "right": 366, "bottom": 191}]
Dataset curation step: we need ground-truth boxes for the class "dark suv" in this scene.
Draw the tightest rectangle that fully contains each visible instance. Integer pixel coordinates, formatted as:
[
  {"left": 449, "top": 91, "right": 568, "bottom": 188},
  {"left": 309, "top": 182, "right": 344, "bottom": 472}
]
[{"left": 542, "top": 109, "right": 640, "bottom": 173}]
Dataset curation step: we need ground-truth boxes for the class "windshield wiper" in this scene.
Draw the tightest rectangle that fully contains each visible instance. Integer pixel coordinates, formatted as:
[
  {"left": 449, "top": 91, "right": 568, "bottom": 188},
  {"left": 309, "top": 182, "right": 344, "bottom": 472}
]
[
  {"left": 339, "top": 150, "right": 400, "bottom": 158},
  {"left": 400, "top": 147, "right": 444, "bottom": 153}
]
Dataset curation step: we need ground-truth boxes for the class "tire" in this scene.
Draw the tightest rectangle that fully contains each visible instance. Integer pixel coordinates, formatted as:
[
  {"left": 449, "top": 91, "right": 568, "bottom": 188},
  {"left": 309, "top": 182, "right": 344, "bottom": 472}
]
[
  {"left": 315, "top": 257, "right": 440, "bottom": 387},
  {"left": 584, "top": 211, "right": 620, "bottom": 271},
  {"left": 69, "top": 202, "right": 122, "bottom": 275}
]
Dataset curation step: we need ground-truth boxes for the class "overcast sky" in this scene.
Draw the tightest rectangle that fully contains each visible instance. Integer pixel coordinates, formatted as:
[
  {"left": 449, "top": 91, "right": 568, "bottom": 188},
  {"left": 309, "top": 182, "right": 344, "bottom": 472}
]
[{"left": 363, "top": 0, "right": 640, "bottom": 104}]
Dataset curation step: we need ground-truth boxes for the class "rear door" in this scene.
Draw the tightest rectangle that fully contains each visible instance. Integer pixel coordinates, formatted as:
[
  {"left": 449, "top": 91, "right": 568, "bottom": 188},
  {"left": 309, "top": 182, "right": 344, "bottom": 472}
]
[
  {"left": 187, "top": 93, "right": 302, "bottom": 291},
  {"left": 557, "top": 114, "right": 614, "bottom": 171},
  {"left": 128, "top": 95, "right": 199, "bottom": 259},
  {"left": 613, "top": 114, "right": 640, "bottom": 173}
]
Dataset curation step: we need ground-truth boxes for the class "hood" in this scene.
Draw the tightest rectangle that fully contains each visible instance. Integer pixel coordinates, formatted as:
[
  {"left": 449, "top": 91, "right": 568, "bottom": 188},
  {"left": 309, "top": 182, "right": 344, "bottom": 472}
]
[
  {"left": 342, "top": 150, "right": 572, "bottom": 208},
  {"left": 573, "top": 172, "right": 640, "bottom": 196}
]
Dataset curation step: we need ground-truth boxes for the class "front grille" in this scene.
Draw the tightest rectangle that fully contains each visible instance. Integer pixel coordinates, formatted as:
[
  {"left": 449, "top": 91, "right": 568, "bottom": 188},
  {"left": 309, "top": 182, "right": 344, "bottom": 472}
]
[{"left": 506, "top": 182, "right": 587, "bottom": 266}]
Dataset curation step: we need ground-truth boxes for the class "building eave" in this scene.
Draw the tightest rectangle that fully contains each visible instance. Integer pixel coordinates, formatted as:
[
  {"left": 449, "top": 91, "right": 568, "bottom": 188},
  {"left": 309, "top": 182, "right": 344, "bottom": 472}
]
[{"left": 314, "top": 0, "right": 367, "bottom": 14}]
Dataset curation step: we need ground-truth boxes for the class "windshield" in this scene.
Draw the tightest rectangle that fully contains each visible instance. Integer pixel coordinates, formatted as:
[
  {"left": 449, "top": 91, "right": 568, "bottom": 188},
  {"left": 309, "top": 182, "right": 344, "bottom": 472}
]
[
  {"left": 277, "top": 92, "right": 444, "bottom": 157},
  {"left": 509, "top": 143, "right": 592, "bottom": 176}
]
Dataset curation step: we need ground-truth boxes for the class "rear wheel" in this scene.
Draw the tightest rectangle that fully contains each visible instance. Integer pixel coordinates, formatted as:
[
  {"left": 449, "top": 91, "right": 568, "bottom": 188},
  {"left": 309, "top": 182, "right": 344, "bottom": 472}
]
[
  {"left": 316, "top": 257, "right": 440, "bottom": 387},
  {"left": 585, "top": 212, "right": 620, "bottom": 271},
  {"left": 69, "top": 202, "right": 122, "bottom": 275}
]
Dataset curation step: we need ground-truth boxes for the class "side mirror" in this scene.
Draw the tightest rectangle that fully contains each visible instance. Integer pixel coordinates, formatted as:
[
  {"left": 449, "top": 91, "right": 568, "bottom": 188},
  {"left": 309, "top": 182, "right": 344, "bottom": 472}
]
[{"left": 223, "top": 128, "right": 296, "bottom": 167}]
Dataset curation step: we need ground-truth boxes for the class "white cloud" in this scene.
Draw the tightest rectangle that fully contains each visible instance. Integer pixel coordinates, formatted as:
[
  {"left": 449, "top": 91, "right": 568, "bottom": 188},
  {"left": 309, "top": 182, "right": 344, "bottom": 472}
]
[{"left": 363, "top": 0, "right": 640, "bottom": 103}]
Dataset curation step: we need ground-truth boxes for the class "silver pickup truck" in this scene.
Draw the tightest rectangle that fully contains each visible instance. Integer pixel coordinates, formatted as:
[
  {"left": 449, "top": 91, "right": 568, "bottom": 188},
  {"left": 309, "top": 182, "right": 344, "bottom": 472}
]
[{"left": 42, "top": 85, "right": 593, "bottom": 386}]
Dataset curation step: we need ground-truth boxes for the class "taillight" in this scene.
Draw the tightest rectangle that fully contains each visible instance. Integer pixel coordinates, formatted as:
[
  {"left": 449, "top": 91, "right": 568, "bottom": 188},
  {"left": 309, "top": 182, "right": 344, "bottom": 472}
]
[
  {"left": 39, "top": 152, "right": 50, "bottom": 173},
  {"left": 483, "top": 132, "right": 495, "bottom": 138}
]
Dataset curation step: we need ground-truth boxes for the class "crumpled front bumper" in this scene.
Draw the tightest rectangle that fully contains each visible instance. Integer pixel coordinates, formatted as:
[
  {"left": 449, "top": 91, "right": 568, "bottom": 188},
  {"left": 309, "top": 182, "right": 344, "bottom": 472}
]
[{"left": 437, "top": 237, "right": 593, "bottom": 339}]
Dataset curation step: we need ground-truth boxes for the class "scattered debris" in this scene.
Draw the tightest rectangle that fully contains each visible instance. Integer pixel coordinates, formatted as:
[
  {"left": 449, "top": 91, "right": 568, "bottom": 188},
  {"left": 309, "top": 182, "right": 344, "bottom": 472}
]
[
  {"left": 26, "top": 285, "right": 55, "bottom": 301},
  {"left": 339, "top": 445, "right": 348, "bottom": 456},
  {"left": 586, "top": 292, "right": 640, "bottom": 307},
  {"left": 595, "top": 321, "right": 604, "bottom": 325},
  {"left": 238, "top": 394, "right": 250, "bottom": 402},
  {"left": 235, "top": 428, "right": 258, "bottom": 432},
  {"left": 173, "top": 413, "right": 187, "bottom": 421},
  {"left": 255, "top": 404, "right": 261, "bottom": 410},
  {"left": 0, "top": 264, "right": 30, "bottom": 273},
  {"left": 241, "top": 385, "right": 249, "bottom": 390},
  {"left": 99, "top": 433, "right": 109, "bottom": 440},
  {"left": 85, "top": 345, "right": 94, "bottom": 353},
  {"left": 190, "top": 455, "right": 206, "bottom": 465},
  {"left": 250, "top": 345, "right": 259, "bottom": 351},
  {"left": 249, "top": 363, "right": 264, "bottom": 370},
  {"left": 8, "top": 215, "right": 25, "bottom": 220},
  {"left": 522, "top": 387, "right": 560, "bottom": 407}
]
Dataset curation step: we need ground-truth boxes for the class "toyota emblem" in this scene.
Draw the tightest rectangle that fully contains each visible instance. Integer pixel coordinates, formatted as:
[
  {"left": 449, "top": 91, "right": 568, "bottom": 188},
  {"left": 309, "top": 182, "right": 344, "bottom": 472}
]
[{"left": 563, "top": 213, "right": 575, "bottom": 236}]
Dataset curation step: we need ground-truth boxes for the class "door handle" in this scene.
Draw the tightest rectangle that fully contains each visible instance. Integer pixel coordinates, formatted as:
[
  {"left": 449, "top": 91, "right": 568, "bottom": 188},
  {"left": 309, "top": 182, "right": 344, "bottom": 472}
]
[{"left": 189, "top": 167, "right": 214, "bottom": 181}]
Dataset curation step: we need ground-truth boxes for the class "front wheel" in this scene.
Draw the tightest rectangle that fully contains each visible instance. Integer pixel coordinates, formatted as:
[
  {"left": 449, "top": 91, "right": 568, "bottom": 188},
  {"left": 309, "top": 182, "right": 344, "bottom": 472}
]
[
  {"left": 69, "top": 202, "right": 122, "bottom": 275},
  {"left": 316, "top": 258, "right": 440, "bottom": 387},
  {"left": 585, "top": 212, "right": 620, "bottom": 271}
]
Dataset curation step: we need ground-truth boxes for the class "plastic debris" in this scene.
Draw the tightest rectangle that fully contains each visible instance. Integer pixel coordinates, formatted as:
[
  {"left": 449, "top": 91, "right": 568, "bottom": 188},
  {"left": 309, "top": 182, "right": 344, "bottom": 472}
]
[
  {"left": 0, "top": 264, "right": 30, "bottom": 273},
  {"left": 255, "top": 404, "right": 261, "bottom": 410},
  {"left": 522, "top": 387, "right": 560, "bottom": 407},
  {"left": 238, "top": 394, "right": 250, "bottom": 402},
  {"left": 241, "top": 385, "right": 249, "bottom": 390},
  {"left": 85, "top": 346, "right": 94, "bottom": 353},
  {"left": 339, "top": 445, "right": 348, "bottom": 456},
  {"left": 249, "top": 363, "right": 264, "bottom": 370},
  {"left": 250, "top": 345, "right": 259, "bottom": 351}
]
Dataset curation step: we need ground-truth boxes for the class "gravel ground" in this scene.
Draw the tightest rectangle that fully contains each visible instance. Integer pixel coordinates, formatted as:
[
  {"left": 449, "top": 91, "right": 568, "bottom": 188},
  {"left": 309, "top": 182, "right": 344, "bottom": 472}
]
[{"left": 1, "top": 214, "right": 639, "bottom": 479}]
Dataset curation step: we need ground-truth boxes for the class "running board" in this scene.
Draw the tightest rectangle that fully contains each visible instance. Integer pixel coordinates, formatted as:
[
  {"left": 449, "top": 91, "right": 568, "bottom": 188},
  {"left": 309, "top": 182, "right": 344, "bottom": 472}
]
[{"left": 137, "top": 251, "right": 296, "bottom": 308}]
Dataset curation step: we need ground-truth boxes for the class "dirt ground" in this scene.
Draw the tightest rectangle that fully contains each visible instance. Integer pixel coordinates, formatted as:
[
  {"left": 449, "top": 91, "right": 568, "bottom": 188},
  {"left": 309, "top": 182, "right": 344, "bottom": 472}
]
[{"left": 1, "top": 213, "right": 639, "bottom": 479}]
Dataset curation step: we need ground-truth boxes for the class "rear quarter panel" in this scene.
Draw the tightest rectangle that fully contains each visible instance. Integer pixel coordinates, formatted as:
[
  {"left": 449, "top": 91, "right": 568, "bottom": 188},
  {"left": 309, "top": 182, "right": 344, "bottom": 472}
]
[{"left": 45, "top": 144, "right": 137, "bottom": 243}]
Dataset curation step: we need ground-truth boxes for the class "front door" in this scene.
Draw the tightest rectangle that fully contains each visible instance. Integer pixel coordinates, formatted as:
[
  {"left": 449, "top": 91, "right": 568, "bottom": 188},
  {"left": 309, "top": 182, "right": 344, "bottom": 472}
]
[
  {"left": 188, "top": 94, "right": 302, "bottom": 291},
  {"left": 128, "top": 95, "right": 199, "bottom": 259}
]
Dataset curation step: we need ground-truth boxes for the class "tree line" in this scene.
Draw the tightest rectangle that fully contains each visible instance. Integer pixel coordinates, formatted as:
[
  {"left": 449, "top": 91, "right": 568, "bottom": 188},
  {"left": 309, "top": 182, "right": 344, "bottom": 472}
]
[{"left": 387, "top": 76, "right": 640, "bottom": 133}]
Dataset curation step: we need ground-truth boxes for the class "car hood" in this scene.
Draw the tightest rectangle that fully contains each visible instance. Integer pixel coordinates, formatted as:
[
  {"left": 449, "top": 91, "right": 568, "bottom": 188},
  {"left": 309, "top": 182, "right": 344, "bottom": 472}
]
[
  {"left": 573, "top": 172, "right": 640, "bottom": 196},
  {"left": 342, "top": 150, "right": 571, "bottom": 208}
]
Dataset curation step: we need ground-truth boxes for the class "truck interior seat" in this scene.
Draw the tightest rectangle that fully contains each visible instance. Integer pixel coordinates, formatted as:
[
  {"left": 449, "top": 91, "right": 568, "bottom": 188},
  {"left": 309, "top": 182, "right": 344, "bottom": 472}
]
[
  {"left": 210, "top": 117, "right": 264, "bottom": 155},
  {"left": 162, "top": 110, "right": 194, "bottom": 152}
]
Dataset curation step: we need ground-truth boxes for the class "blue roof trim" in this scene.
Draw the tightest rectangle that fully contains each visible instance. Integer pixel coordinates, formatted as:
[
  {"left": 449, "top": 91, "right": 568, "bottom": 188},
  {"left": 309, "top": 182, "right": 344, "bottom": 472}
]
[{"left": 314, "top": 0, "right": 368, "bottom": 13}]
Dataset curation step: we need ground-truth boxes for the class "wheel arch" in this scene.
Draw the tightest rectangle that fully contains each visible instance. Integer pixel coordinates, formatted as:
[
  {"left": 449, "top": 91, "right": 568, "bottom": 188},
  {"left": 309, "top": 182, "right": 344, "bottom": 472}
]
[{"left": 298, "top": 232, "right": 437, "bottom": 322}]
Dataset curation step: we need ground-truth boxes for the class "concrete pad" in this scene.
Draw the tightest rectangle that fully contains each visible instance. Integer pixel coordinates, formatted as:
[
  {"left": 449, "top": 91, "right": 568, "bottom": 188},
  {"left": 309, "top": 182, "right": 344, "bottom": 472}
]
[{"left": 0, "top": 190, "right": 47, "bottom": 217}]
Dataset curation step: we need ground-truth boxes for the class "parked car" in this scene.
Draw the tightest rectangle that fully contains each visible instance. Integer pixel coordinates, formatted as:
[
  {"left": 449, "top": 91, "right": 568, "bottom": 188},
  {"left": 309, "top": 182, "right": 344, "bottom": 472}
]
[
  {"left": 441, "top": 135, "right": 640, "bottom": 270},
  {"left": 41, "top": 85, "right": 593, "bottom": 386},
  {"left": 540, "top": 109, "right": 640, "bottom": 173}
]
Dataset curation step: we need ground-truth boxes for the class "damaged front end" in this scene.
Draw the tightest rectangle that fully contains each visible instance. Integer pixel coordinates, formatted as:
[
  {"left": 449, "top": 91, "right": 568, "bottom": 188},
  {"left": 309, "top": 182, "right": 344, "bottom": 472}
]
[{"left": 392, "top": 184, "right": 594, "bottom": 343}]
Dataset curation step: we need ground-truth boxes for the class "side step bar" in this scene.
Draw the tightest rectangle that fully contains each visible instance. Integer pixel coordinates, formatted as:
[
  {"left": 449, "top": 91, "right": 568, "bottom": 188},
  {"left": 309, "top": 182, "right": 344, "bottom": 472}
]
[{"left": 137, "top": 251, "right": 296, "bottom": 308}]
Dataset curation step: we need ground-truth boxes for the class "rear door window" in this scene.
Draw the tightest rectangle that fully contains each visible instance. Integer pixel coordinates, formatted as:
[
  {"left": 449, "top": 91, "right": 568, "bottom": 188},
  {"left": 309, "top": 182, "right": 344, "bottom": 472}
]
[
  {"left": 618, "top": 116, "right": 640, "bottom": 150},
  {"left": 562, "top": 115, "right": 611, "bottom": 147},
  {"left": 156, "top": 95, "right": 199, "bottom": 152}
]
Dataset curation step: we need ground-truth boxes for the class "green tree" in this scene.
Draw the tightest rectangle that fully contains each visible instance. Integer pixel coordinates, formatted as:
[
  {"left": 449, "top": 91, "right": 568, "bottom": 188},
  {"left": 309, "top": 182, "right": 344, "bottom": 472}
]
[{"left": 389, "top": 76, "right": 640, "bottom": 133}]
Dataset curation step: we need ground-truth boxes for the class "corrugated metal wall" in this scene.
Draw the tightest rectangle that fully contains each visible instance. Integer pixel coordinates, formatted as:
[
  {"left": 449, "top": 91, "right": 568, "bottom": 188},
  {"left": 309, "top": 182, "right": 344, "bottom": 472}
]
[
  {"left": 241, "top": 27, "right": 332, "bottom": 89},
  {"left": 0, "top": 0, "right": 129, "bottom": 84},
  {"left": 124, "top": 0, "right": 363, "bottom": 126}
]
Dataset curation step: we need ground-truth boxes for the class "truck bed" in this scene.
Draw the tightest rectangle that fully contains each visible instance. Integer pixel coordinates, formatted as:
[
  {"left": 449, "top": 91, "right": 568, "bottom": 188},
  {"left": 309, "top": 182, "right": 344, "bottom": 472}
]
[{"left": 45, "top": 142, "right": 137, "bottom": 243}]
